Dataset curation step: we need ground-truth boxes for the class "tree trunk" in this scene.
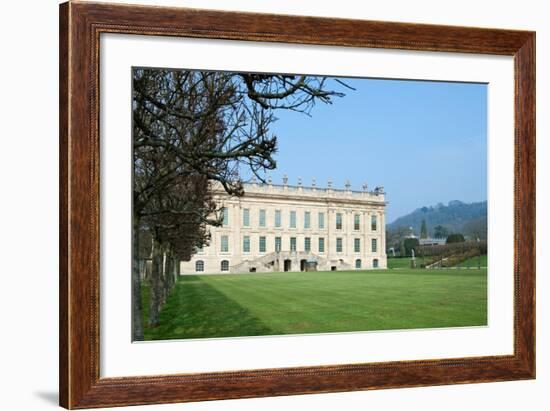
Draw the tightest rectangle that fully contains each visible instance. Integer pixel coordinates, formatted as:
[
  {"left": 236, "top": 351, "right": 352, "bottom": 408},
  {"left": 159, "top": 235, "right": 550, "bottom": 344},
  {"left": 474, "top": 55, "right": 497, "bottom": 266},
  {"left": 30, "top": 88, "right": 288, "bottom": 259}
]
[
  {"left": 174, "top": 257, "right": 180, "bottom": 283},
  {"left": 163, "top": 247, "right": 173, "bottom": 304},
  {"left": 132, "top": 212, "right": 144, "bottom": 341},
  {"left": 145, "top": 259, "right": 151, "bottom": 281},
  {"left": 149, "top": 234, "right": 164, "bottom": 327}
]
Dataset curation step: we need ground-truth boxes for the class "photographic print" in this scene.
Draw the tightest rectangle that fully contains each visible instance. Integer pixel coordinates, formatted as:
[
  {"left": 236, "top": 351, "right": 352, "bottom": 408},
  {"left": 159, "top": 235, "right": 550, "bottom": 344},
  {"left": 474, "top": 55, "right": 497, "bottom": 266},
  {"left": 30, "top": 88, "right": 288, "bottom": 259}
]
[{"left": 132, "top": 68, "right": 487, "bottom": 342}]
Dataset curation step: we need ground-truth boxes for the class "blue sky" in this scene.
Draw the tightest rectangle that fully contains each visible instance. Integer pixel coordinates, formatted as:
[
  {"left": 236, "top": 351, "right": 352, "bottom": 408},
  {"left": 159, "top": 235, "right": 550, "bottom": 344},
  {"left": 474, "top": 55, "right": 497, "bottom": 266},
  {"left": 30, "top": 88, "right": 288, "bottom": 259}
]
[{"left": 255, "top": 77, "right": 487, "bottom": 223}]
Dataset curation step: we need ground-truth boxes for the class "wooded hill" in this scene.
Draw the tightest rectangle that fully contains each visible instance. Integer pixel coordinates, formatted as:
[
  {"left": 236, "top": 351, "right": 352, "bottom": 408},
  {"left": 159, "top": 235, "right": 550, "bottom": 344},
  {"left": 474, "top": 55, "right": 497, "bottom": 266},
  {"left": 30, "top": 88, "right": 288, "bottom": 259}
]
[{"left": 388, "top": 200, "right": 487, "bottom": 240}]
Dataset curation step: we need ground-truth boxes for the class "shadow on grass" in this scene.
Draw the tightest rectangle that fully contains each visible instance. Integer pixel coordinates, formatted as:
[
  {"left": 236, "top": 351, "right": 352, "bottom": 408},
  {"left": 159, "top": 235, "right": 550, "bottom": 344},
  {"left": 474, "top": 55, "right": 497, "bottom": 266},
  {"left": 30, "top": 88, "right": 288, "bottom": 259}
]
[{"left": 142, "top": 276, "right": 273, "bottom": 341}]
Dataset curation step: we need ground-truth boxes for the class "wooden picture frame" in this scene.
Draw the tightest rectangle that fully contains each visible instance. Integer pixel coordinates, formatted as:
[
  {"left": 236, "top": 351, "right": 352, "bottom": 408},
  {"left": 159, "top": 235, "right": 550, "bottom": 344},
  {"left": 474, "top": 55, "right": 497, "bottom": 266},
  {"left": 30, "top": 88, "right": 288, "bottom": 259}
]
[{"left": 59, "top": 1, "right": 535, "bottom": 408}]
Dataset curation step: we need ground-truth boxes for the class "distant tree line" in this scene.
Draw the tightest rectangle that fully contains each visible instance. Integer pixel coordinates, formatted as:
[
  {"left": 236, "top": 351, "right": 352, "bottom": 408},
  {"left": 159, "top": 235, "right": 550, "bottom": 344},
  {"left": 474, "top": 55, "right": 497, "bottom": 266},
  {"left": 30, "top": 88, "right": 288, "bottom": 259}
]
[{"left": 387, "top": 200, "right": 487, "bottom": 240}]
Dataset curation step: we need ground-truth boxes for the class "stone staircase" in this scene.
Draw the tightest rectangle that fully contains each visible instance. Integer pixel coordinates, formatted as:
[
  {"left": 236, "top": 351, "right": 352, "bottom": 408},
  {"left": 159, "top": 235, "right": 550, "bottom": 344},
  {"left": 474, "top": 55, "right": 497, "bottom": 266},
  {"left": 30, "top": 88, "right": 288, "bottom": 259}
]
[{"left": 230, "top": 251, "right": 351, "bottom": 273}]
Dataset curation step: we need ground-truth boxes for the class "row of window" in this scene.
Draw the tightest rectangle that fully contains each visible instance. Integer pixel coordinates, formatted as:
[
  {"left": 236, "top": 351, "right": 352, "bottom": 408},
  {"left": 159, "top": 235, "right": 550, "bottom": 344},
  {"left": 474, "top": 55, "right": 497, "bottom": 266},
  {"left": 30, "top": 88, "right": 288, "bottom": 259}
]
[
  {"left": 357, "top": 258, "right": 380, "bottom": 269},
  {"left": 195, "top": 258, "right": 379, "bottom": 272},
  {"left": 223, "top": 208, "right": 378, "bottom": 231},
  {"left": 195, "top": 259, "right": 230, "bottom": 272},
  {"left": 220, "top": 235, "right": 378, "bottom": 254}
]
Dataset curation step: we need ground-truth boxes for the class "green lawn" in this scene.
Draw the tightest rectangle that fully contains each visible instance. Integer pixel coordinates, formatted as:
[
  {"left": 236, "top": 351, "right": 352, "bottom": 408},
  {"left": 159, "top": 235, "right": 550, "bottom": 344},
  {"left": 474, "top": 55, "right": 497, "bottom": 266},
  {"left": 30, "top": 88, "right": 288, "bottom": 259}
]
[
  {"left": 141, "top": 268, "right": 487, "bottom": 341},
  {"left": 387, "top": 257, "right": 413, "bottom": 269},
  {"left": 455, "top": 254, "right": 488, "bottom": 268}
]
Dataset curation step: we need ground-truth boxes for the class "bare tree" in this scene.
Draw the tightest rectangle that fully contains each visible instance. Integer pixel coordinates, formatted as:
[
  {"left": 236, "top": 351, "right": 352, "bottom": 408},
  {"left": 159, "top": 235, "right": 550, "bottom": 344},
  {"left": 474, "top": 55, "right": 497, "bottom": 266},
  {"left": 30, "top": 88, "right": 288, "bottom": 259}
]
[
  {"left": 140, "top": 174, "right": 217, "bottom": 327},
  {"left": 132, "top": 68, "right": 349, "bottom": 338}
]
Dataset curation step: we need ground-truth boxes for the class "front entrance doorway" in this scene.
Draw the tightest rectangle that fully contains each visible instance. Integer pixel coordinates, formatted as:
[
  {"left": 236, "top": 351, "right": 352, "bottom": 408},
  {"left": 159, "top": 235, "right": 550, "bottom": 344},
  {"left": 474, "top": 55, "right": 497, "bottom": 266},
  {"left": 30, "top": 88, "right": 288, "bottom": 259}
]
[{"left": 284, "top": 259, "right": 292, "bottom": 272}]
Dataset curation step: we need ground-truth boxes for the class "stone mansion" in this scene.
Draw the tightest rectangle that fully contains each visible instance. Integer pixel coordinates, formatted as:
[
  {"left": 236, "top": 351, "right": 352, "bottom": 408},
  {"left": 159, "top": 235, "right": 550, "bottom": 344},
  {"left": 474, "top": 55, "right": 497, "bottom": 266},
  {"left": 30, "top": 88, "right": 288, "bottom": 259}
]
[{"left": 180, "top": 177, "right": 387, "bottom": 274}]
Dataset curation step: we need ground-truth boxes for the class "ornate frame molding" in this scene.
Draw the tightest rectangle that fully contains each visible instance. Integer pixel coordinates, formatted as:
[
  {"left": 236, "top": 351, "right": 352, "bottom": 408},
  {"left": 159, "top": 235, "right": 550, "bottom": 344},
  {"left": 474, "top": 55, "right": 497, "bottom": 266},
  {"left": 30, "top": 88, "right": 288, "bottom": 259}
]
[{"left": 59, "top": 2, "right": 535, "bottom": 408}]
